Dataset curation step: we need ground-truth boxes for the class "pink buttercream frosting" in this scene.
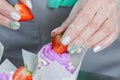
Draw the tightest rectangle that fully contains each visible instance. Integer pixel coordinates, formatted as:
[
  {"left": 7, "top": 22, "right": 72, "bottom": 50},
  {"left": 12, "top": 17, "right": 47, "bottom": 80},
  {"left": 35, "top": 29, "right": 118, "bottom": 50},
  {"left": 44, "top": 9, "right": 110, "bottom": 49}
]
[{"left": 38, "top": 43, "right": 75, "bottom": 73}]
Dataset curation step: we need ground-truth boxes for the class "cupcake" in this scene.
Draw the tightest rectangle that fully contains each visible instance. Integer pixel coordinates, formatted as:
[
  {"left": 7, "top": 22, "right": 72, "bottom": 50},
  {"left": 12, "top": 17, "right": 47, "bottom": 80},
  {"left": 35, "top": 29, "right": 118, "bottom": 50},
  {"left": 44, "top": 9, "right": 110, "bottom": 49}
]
[{"left": 38, "top": 34, "right": 75, "bottom": 73}]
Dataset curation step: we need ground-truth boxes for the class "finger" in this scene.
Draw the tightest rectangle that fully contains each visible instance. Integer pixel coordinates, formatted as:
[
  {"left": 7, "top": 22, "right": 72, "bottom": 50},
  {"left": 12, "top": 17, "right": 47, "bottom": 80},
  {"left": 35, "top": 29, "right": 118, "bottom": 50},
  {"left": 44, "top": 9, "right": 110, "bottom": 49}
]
[
  {"left": 0, "top": 14, "right": 20, "bottom": 30},
  {"left": 93, "top": 11, "right": 119, "bottom": 53},
  {"left": 93, "top": 29, "right": 119, "bottom": 53},
  {"left": 62, "top": 0, "right": 105, "bottom": 45},
  {"left": 75, "top": 1, "right": 113, "bottom": 46},
  {"left": 67, "top": 36, "right": 84, "bottom": 54},
  {"left": 86, "top": 14, "right": 115, "bottom": 49},
  {"left": 51, "top": 27, "right": 67, "bottom": 37},
  {"left": 51, "top": 0, "right": 87, "bottom": 37},
  {"left": 68, "top": 12, "right": 115, "bottom": 54},
  {"left": 19, "top": 0, "right": 32, "bottom": 9},
  {"left": 0, "top": 0, "right": 21, "bottom": 21},
  {"left": 68, "top": 18, "right": 114, "bottom": 54}
]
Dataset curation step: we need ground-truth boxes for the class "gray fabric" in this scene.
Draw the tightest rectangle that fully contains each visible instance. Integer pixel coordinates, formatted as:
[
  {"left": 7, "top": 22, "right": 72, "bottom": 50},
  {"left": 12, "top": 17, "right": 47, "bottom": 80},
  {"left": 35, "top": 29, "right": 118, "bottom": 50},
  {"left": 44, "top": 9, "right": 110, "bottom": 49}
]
[
  {"left": 81, "top": 38, "right": 120, "bottom": 78},
  {"left": 0, "top": 0, "right": 120, "bottom": 78}
]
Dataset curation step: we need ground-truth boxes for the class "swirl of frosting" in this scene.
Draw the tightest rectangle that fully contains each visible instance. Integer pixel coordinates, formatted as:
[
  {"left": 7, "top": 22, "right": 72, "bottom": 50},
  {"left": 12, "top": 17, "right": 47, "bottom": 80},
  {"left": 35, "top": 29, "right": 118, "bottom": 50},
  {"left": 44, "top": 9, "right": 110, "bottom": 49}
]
[
  {"left": 0, "top": 72, "right": 11, "bottom": 80},
  {"left": 39, "top": 43, "right": 75, "bottom": 73}
]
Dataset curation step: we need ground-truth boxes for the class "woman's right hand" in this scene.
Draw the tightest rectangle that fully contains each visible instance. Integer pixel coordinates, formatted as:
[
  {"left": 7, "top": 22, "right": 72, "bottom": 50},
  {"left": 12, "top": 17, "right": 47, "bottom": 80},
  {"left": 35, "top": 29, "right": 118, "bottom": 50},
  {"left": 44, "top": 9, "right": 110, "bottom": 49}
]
[
  {"left": 0, "top": 0, "right": 32, "bottom": 30},
  {"left": 51, "top": 0, "right": 119, "bottom": 54}
]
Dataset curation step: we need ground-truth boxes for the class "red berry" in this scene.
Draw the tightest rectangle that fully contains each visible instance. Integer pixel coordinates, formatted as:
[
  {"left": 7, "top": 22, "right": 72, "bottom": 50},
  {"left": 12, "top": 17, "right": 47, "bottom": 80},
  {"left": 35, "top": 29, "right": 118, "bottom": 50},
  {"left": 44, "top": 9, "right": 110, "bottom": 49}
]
[
  {"left": 52, "top": 34, "right": 68, "bottom": 54},
  {"left": 13, "top": 66, "right": 32, "bottom": 80},
  {"left": 14, "top": 4, "right": 34, "bottom": 21}
]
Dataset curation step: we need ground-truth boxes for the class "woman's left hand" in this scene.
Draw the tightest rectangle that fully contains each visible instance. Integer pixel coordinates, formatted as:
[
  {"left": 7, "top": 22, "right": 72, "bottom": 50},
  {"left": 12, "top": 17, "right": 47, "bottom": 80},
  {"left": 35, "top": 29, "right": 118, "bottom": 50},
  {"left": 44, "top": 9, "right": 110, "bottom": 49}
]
[{"left": 51, "top": 0, "right": 120, "bottom": 54}]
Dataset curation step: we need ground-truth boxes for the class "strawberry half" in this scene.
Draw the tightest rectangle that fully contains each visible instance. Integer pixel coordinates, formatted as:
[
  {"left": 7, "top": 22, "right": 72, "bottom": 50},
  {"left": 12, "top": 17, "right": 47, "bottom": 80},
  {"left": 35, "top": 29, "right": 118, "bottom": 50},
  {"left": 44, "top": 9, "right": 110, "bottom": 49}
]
[
  {"left": 14, "top": 3, "right": 34, "bottom": 21},
  {"left": 52, "top": 34, "right": 68, "bottom": 54},
  {"left": 13, "top": 66, "right": 32, "bottom": 80}
]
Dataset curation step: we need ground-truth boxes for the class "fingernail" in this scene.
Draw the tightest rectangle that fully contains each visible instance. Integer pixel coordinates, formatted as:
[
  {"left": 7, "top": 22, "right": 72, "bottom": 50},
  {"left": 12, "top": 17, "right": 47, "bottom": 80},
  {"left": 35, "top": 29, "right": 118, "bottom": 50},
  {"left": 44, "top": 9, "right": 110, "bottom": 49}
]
[
  {"left": 11, "top": 12, "right": 21, "bottom": 21},
  {"left": 62, "top": 36, "right": 71, "bottom": 45},
  {"left": 68, "top": 45, "right": 77, "bottom": 54},
  {"left": 25, "top": 0, "right": 32, "bottom": 9},
  {"left": 76, "top": 46, "right": 84, "bottom": 54},
  {"left": 51, "top": 28, "right": 59, "bottom": 36},
  {"left": 10, "top": 22, "right": 20, "bottom": 30},
  {"left": 93, "top": 45, "right": 102, "bottom": 53}
]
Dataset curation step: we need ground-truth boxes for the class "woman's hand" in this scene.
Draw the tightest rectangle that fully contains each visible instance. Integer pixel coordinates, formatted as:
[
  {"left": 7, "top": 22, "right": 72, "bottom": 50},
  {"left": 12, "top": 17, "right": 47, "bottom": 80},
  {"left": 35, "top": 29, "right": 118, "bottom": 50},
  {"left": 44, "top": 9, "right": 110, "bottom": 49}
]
[
  {"left": 0, "top": 0, "right": 32, "bottom": 30},
  {"left": 51, "top": 0, "right": 119, "bottom": 54}
]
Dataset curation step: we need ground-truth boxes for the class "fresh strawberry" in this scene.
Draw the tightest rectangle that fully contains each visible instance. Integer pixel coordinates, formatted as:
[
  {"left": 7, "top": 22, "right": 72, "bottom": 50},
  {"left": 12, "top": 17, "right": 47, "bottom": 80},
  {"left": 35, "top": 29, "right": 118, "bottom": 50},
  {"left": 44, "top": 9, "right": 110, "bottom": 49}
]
[
  {"left": 52, "top": 34, "right": 68, "bottom": 54},
  {"left": 14, "top": 3, "right": 34, "bottom": 21},
  {"left": 13, "top": 66, "right": 32, "bottom": 80}
]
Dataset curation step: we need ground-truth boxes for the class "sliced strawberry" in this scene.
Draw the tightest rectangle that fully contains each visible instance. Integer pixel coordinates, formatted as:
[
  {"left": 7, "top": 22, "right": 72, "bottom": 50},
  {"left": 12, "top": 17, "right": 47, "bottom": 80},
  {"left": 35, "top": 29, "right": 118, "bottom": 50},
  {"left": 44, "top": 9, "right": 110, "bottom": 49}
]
[
  {"left": 52, "top": 34, "right": 68, "bottom": 54},
  {"left": 13, "top": 66, "right": 32, "bottom": 80},
  {"left": 14, "top": 3, "right": 34, "bottom": 21}
]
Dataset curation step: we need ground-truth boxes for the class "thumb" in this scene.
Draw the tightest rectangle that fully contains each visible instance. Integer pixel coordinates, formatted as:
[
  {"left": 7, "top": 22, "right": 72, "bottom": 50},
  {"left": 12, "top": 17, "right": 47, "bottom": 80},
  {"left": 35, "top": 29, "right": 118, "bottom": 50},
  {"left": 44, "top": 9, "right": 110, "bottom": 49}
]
[{"left": 19, "top": 0, "right": 32, "bottom": 9}]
